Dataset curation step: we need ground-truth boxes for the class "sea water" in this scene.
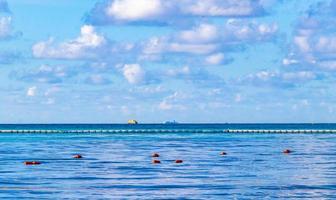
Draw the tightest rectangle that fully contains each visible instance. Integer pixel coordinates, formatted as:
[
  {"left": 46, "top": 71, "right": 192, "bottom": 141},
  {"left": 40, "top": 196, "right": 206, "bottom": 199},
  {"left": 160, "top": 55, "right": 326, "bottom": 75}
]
[{"left": 0, "top": 124, "right": 335, "bottom": 199}]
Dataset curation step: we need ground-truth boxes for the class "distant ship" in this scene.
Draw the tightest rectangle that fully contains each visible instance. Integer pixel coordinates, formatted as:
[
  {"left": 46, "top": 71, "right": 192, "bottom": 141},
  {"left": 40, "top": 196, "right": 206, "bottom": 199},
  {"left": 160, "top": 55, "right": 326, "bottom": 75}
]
[
  {"left": 127, "top": 119, "right": 138, "bottom": 124},
  {"left": 164, "top": 120, "right": 178, "bottom": 124}
]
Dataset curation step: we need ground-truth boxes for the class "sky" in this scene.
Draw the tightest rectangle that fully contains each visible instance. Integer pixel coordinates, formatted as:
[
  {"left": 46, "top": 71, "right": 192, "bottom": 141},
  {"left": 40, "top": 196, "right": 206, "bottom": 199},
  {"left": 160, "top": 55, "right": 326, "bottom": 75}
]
[{"left": 0, "top": 0, "right": 336, "bottom": 123}]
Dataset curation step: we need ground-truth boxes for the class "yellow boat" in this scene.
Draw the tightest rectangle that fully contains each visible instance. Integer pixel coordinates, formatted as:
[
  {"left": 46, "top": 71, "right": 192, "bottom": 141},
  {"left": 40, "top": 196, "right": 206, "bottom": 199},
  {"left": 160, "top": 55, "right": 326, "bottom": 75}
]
[{"left": 128, "top": 119, "right": 138, "bottom": 124}]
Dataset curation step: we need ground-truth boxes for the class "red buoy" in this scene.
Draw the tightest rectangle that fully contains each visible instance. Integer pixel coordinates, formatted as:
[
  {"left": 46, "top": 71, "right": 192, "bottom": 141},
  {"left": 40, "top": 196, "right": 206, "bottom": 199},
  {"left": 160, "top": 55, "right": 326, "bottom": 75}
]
[
  {"left": 152, "top": 160, "right": 161, "bottom": 164},
  {"left": 283, "top": 149, "right": 292, "bottom": 154},
  {"left": 24, "top": 161, "right": 41, "bottom": 165},
  {"left": 73, "top": 154, "right": 83, "bottom": 159},
  {"left": 220, "top": 152, "right": 227, "bottom": 155},
  {"left": 175, "top": 160, "right": 183, "bottom": 163},
  {"left": 152, "top": 153, "right": 160, "bottom": 158}
]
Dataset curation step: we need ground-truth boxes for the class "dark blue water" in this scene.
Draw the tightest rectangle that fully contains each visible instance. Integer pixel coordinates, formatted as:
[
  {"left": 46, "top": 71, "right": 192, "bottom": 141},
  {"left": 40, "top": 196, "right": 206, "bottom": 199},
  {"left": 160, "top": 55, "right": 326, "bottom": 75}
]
[
  {"left": 1, "top": 123, "right": 336, "bottom": 130},
  {"left": 0, "top": 124, "right": 336, "bottom": 199}
]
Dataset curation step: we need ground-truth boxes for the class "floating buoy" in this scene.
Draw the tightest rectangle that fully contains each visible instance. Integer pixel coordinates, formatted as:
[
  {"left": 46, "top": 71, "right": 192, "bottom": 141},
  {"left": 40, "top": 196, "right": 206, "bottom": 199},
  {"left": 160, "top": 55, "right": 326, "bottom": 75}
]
[
  {"left": 175, "top": 160, "right": 183, "bottom": 163},
  {"left": 152, "top": 160, "right": 161, "bottom": 164},
  {"left": 152, "top": 153, "right": 160, "bottom": 158},
  {"left": 24, "top": 161, "right": 41, "bottom": 165},
  {"left": 283, "top": 149, "right": 292, "bottom": 154},
  {"left": 73, "top": 154, "right": 83, "bottom": 159},
  {"left": 220, "top": 152, "right": 227, "bottom": 155}
]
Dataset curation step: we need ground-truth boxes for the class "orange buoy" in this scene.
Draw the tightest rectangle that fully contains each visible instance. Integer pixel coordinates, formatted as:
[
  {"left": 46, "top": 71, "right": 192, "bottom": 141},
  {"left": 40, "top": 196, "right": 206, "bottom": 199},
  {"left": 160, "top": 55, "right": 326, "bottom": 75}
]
[
  {"left": 24, "top": 161, "right": 41, "bottom": 165},
  {"left": 220, "top": 152, "right": 227, "bottom": 155},
  {"left": 175, "top": 160, "right": 183, "bottom": 163},
  {"left": 152, "top": 160, "right": 161, "bottom": 164},
  {"left": 283, "top": 149, "right": 292, "bottom": 154},
  {"left": 152, "top": 153, "right": 160, "bottom": 158},
  {"left": 73, "top": 154, "right": 83, "bottom": 159}
]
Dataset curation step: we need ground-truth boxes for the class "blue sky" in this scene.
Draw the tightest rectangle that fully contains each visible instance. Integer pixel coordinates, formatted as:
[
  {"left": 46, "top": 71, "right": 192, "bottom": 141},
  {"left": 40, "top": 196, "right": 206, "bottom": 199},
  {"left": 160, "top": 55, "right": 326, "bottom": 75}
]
[{"left": 0, "top": 0, "right": 335, "bottom": 123}]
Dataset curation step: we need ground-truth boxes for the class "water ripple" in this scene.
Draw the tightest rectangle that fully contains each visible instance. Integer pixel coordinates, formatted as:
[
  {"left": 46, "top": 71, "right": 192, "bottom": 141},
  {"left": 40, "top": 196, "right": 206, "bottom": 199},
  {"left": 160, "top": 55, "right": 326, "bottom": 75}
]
[{"left": 0, "top": 131, "right": 335, "bottom": 199}]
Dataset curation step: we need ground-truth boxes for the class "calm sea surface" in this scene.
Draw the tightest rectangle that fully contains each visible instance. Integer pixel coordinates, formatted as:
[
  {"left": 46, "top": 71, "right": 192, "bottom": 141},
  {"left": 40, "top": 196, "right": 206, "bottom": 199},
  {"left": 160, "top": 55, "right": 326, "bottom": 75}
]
[{"left": 0, "top": 124, "right": 335, "bottom": 199}]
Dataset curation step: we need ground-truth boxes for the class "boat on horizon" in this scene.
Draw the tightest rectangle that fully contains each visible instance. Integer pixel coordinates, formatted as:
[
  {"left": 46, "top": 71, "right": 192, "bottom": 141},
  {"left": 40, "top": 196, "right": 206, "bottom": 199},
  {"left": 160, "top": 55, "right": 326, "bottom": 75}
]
[
  {"left": 164, "top": 120, "right": 179, "bottom": 124},
  {"left": 127, "top": 119, "right": 138, "bottom": 124}
]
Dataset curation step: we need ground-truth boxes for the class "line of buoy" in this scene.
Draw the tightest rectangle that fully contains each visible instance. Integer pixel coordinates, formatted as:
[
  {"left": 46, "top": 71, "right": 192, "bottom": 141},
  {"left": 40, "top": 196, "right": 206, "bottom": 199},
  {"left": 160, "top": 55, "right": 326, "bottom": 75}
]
[
  {"left": 225, "top": 129, "right": 336, "bottom": 133},
  {"left": 2, "top": 129, "right": 336, "bottom": 134}
]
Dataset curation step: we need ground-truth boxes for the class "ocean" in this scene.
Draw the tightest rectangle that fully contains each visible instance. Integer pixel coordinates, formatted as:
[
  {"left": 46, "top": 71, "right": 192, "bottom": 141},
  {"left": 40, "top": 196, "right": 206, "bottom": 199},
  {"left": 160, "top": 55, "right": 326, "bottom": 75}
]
[{"left": 0, "top": 124, "right": 335, "bottom": 199}]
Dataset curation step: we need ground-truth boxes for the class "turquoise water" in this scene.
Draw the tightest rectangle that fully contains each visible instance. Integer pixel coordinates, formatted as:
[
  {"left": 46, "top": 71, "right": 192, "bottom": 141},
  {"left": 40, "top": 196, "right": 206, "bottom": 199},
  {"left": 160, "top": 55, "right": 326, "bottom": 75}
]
[{"left": 0, "top": 124, "right": 336, "bottom": 199}]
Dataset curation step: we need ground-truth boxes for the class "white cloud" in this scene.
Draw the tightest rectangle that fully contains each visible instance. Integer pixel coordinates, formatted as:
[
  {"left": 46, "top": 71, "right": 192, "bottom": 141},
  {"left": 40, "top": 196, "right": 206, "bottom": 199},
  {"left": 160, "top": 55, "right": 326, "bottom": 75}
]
[
  {"left": 142, "top": 21, "right": 277, "bottom": 57},
  {"left": 106, "top": 0, "right": 165, "bottom": 21},
  {"left": 223, "top": 19, "right": 278, "bottom": 42},
  {"left": 87, "top": 0, "right": 267, "bottom": 25},
  {"left": 33, "top": 25, "right": 106, "bottom": 59},
  {"left": 142, "top": 37, "right": 165, "bottom": 55},
  {"left": 14, "top": 65, "right": 76, "bottom": 84},
  {"left": 178, "top": 23, "right": 218, "bottom": 43},
  {"left": 143, "top": 36, "right": 217, "bottom": 55},
  {"left": 0, "top": 16, "right": 11, "bottom": 38},
  {"left": 123, "top": 64, "right": 146, "bottom": 84},
  {"left": 258, "top": 23, "right": 278, "bottom": 35},
  {"left": 0, "top": 1, "right": 18, "bottom": 39},
  {"left": 282, "top": 71, "right": 316, "bottom": 81},
  {"left": 317, "top": 60, "right": 336, "bottom": 70},
  {"left": 185, "top": 0, "right": 264, "bottom": 17},
  {"left": 282, "top": 58, "right": 298, "bottom": 66},
  {"left": 242, "top": 70, "right": 317, "bottom": 88},
  {"left": 158, "top": 92, "right": 187, "bottom": 110},
  {"left": 158, "top": 100, "right": 173, "bottom": 110},
  {"left": 0, "top": 16, "right": 19, "bottom": 40},
  {"left": 167, "top": 66, "right": 190, "bottom": 76},
  {"left": 27, "top": 86, "right": 37, "bottom": 97},
  {"left": 158, "top": 100, "right": 186, "bottom": 111},
  {"left": 85, "top": 74, "right": 112, "bottom": 85},
  {"left": 283, "top": 1, "right": 336, "bottom": 72},
  {"left": 205, "top": 53, "right": 225, "bottom": 65},
  {"left": 168, "top": 43, "right": 217, "bottom": 55},
  {"left": 31, "top": 20, "right": 277, "bottom": 68},
  {"left": 77, "top": 25, "right": 105, "bottom": 47},
  {"left": 294, "top": 36, "right": 311, "bottom": 53},
  {"left": 315, "top": 36, "right": 336, "bottom": 54},
  {"left": 166, "top": 65, "right": 225, "bottom": 87},
  {"left": 44, "top": 86, "right": 60, "bottom": 96}
]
